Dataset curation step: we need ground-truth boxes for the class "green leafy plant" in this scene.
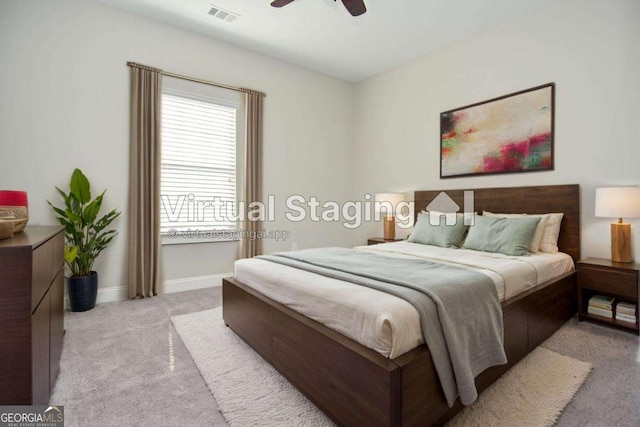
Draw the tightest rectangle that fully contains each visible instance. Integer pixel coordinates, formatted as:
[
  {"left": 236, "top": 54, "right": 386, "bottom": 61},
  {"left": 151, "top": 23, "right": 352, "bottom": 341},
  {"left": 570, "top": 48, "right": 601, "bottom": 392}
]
[{"left": 48, "top": 168, "right": 121, "bottom": 277}]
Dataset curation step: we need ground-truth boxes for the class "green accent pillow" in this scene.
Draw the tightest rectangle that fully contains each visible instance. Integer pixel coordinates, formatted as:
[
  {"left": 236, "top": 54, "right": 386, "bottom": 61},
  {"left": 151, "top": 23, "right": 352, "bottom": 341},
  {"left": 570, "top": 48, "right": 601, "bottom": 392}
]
[
  {"left": 408, "top": 212, "right": 468, "bottom": 248},
  {"left": 462, "top": 214, "right": 541, "bottom": 256}
]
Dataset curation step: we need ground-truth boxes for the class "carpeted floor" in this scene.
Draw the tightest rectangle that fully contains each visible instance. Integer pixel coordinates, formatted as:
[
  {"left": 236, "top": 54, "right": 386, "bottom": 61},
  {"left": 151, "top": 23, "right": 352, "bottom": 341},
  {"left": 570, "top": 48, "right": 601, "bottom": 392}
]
[
  {"left": 50, "top": 287, "right": 227, "bottom": 427},
  {"left": 51, "top": 287, "right": 640, "bottom": 427}
]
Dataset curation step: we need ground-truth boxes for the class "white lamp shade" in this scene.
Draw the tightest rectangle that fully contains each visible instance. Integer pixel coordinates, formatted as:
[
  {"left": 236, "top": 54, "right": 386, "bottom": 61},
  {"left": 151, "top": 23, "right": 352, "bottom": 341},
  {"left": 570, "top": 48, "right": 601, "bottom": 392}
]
[
  {"left": 374, "top": 193, "right": 404, "bottom": 213},
  {"left": 595, "top": 187, "right": 640, "bottom": 219}
]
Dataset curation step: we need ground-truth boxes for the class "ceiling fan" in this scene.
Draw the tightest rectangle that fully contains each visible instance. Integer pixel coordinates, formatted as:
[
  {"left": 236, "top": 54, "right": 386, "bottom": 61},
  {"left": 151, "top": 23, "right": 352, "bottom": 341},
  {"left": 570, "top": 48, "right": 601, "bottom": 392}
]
[{"left": 271, "top": 0, "right": 367, "bottom": 17}]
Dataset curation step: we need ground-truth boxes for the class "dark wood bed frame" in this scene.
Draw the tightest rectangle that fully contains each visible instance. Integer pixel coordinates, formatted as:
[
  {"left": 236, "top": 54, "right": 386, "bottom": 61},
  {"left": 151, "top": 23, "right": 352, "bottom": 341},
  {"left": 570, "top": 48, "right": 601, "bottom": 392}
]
[{"left": 222, "top": 184, "right": 580, "bottom": 426}]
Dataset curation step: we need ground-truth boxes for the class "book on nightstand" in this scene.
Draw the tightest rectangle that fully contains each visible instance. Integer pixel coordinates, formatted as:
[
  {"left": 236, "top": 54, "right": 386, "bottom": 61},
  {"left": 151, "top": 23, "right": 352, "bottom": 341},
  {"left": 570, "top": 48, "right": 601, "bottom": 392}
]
[
  {"left": 588, "top": 305, "right": 613, "bottom": 318},
  {"left": 589, "top": 295, "right": 615, "bottom": 310},
  {"left": 616, "top": 301, "right": 637, "bottom": 315},
  {"left": 588, "top": 295, "right": 615, "bottom": 319},
  {"left": 615, "top": 301, "right": 637, "bottom": 324},
  {"left": 616, "top": 314, "right": 637, "bottom": 324}
]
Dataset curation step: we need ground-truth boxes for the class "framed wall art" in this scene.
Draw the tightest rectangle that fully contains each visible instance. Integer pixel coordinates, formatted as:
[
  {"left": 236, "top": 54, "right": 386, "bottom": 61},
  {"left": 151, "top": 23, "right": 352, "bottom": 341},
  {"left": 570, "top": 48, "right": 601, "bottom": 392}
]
[{"left": 440, "top": 83, "right": 555, "bottom": 179}]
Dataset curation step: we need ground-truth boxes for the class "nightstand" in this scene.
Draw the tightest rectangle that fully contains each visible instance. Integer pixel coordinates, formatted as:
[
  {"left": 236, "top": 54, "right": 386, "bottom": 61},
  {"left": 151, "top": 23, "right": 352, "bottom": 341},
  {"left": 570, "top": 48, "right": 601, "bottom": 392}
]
[
  {"left": 577, "top": 258, "right": 639, "bottom": 334},
  {"left": 367, "top": 237, "right": 404, "bottom": 245}
]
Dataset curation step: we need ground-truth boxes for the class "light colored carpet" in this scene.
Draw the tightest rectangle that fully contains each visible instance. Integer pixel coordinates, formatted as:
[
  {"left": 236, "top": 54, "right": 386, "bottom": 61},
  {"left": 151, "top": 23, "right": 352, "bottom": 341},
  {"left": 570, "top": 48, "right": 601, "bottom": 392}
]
[
  {"left": 50, "top": 288, "right": 640, "bottom": 426},
  {"left": 449, "top": 347, "right": 591, "bottom": 427},
  {"left": 50, "top": 287, "right": 227, "bottom": 427},
  {"left": 171, "top": 308, "right": 334, "bottom": 427},
  {"left": 172, "top": 308, "right": 591, "bottom": 427}
]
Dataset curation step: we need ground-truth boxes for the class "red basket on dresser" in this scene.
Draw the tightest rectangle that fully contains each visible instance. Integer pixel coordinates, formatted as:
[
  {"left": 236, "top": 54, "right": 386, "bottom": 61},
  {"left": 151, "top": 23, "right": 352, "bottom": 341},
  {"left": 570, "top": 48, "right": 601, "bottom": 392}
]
[{"left": 0, "top": 190, "right": 29, "bottom": 235}]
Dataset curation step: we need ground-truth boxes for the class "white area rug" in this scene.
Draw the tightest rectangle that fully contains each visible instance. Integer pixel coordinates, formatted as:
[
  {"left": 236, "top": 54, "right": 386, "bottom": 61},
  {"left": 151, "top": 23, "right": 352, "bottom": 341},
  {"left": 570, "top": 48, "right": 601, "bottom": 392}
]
[
  {"left": 171, "top": 308, "right": 334, "bottom": 427},
  {"left": 449, "top": 347, "right": 592, "bottom": 427},
  {"left": 172, "top": 308, "right": 591, "bottom": 427}
]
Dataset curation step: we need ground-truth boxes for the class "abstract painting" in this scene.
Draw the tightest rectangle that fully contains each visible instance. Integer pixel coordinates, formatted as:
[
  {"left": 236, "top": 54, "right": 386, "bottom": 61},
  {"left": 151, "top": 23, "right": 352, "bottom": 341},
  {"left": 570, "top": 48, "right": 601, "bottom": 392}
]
[{"left": 440, "top": 83, "right": 554, "bottom": 178}]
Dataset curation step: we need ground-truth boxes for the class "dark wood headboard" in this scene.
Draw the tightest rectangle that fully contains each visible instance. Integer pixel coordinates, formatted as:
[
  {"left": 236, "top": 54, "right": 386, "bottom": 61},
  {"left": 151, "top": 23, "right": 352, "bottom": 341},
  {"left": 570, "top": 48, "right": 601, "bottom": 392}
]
[{"left": 414, "top": 184, "right": 581, "bottom": 262}]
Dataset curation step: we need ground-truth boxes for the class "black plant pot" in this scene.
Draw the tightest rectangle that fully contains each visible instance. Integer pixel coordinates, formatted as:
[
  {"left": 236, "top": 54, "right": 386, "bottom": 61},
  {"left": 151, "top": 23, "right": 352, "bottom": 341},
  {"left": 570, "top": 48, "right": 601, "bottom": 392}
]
[{"left": 67, "top": 271, "right": 98, "bottom": 312}]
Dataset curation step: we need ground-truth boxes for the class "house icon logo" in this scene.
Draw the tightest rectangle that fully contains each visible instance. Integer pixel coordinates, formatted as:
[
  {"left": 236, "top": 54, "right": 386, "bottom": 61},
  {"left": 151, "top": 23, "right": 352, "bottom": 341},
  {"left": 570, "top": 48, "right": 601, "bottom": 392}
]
[
  {"left": 426, "top": 192, "right": 460, "bottom": 225},
  {"left": 425, "top": 190, "right": 475, "bottom": 226}
]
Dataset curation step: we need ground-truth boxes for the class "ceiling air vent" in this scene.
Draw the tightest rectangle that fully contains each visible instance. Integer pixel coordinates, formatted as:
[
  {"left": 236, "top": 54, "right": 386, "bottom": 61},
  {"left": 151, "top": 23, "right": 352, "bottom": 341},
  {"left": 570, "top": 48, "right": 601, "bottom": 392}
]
[{"left": 208, "top": 5, "right": 239, "bottom": 23}]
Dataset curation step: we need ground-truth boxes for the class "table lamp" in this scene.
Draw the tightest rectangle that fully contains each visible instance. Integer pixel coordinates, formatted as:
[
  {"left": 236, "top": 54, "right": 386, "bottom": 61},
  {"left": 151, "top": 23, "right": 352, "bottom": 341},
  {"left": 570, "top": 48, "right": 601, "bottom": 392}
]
[
  {"left": 595, "top": 187, "right": 640, "bottom": 263},
  {"left": 374, "top": 193, "right": 404, "bottom": 240}
]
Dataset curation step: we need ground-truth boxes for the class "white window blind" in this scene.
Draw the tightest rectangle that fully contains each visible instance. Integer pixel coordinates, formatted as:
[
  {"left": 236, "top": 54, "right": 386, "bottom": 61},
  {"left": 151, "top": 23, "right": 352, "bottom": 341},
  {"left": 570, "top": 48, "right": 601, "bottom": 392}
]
[{"left": 160, "top": 92, "right": 238, "bottom": 234}]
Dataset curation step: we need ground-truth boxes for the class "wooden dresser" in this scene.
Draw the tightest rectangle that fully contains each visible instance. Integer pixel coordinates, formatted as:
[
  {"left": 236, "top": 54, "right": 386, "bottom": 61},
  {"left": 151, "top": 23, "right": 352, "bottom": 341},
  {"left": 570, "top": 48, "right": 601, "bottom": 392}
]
[{"left": 0, "top": 225, "right": 65, "bottom": 404}]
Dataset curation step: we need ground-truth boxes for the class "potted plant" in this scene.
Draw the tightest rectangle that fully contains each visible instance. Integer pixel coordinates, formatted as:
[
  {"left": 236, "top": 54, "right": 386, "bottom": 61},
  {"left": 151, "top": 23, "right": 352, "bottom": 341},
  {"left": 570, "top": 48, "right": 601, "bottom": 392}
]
[{"left": 48, "top": 168, "right": 120, "bottom": 312}]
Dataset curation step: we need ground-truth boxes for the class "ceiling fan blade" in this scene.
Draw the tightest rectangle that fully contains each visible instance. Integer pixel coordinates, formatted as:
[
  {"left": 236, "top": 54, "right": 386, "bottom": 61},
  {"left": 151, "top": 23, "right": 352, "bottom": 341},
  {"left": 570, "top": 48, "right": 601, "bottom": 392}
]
[
  {"left": 271, "top": 0, "right": 296, "bottom": 8},
  {"left": 342, "top": 0, "right": 366, "bottom": 16}
]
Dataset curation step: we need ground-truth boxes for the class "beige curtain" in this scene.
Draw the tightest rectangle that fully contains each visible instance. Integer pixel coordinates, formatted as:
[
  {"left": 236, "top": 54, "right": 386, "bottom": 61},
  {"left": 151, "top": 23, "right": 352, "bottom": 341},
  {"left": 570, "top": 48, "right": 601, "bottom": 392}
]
[
  {"left": 241, "top": 91, "right": 264, "bottom": 258},
  {"left": 128, "top": 64, "right": 162, "bottom": 298}
]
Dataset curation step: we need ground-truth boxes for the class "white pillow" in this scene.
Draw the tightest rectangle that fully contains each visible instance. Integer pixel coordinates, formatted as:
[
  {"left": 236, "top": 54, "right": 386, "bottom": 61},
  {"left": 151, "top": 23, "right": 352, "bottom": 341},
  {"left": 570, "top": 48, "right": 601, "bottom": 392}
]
[
  {"left": 483, "top": 211, "right": 551, "bottom": 253},
  {"left": 538, "top": 213, "right": 564, "bottom": 253}
]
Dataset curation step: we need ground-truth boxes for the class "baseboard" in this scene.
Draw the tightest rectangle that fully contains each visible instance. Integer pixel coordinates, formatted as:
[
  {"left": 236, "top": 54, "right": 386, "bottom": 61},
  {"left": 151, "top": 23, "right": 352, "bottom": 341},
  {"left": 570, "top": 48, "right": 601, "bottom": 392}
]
[
  {"left": 162, "top": 273, "right": 230, "bottom": 294},
  {"left": 64, "top": 272, "right": 231, "bottom": 309}
]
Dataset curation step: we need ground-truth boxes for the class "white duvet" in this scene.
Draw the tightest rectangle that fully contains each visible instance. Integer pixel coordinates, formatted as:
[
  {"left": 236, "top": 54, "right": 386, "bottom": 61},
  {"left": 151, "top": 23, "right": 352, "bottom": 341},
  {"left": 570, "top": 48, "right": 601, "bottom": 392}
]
[{"left": 233, "top": 241, "right": 574, "bottom": 359}]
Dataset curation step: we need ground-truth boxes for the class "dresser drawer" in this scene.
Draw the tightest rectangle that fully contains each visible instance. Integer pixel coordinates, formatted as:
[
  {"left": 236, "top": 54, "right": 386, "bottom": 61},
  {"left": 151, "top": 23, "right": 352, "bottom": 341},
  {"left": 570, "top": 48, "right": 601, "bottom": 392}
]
[
  {"left": 578, "top": 267, "right": 638, "bottom": 299},
  {"left": 31, "top": 232, "right": 64, "bottom": 313}
]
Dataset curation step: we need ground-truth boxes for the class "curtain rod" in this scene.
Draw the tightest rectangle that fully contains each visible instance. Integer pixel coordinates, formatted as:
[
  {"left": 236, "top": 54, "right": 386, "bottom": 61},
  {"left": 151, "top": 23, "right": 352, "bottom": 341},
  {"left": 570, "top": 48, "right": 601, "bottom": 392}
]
[{"left": 127, "top": 62, "right": 266, "bottom": 97}]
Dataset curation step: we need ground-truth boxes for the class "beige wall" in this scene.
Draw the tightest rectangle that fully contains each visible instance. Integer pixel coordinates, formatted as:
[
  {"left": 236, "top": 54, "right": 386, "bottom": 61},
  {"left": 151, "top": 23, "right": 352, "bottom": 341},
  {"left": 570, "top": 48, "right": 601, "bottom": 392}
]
[
  {"left": 0, "top": 0, "right": 355, "bottom": 290},
  {"left": 352, "top": 0, "right": 640, "bottom": 259}
]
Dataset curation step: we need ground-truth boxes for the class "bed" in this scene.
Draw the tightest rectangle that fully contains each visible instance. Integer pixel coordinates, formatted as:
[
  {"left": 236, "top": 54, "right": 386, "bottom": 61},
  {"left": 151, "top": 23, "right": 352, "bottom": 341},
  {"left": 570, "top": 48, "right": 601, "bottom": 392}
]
[{"left": 222, "top": 184, "right": 580, "bottom": 426}]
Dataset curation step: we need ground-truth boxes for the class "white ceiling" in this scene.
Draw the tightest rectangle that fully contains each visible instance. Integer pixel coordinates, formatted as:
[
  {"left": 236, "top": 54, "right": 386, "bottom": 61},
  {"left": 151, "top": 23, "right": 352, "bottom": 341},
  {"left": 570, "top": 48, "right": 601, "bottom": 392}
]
[{"left": 97, "top": 0, "right": 556, "bottom": 82}]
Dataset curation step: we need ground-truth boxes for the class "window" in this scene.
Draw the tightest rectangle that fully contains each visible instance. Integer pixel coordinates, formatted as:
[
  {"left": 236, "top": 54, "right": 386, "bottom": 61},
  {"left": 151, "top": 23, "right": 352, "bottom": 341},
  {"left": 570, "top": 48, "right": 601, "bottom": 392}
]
[{"left": 160, "top": 89, "right": 242, "bottom": 239}]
